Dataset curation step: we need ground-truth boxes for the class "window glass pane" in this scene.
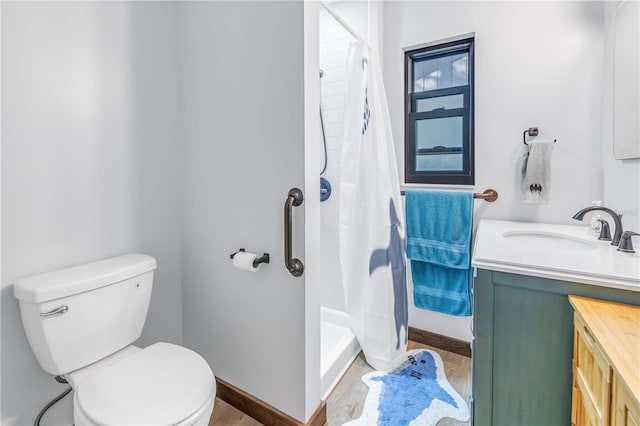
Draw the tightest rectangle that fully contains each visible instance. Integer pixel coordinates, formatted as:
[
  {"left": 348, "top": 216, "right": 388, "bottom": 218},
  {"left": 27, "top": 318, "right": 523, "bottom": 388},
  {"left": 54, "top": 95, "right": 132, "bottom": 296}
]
[
  {"left": 415, "top": 116, "right": 463, "bottom": 149},
  {"left": 413, "top": 52, "right": 468, "bottom": 92},
  {"left": 416, "top": 153, "right": 463, "bottom": 171},
  {"left": 416, "top": 94, "right": 464, "bottom": 112},
  {"left": 415, "top": 116, "right": 464, "bottom": 172}
]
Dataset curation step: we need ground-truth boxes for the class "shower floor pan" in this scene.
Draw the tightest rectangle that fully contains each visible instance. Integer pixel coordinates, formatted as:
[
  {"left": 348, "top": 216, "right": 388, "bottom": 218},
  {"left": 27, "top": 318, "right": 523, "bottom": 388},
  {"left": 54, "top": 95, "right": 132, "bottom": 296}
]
[{"left": 321, "top": 307, "right": 361, "bottom": 399}]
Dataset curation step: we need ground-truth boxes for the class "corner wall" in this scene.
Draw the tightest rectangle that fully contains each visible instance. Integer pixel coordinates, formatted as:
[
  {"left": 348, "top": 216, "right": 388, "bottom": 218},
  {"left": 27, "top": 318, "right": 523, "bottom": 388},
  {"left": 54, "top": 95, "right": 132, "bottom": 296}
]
[
  {"left": 1, "top": 3, "right": 181, "bottom": 424},
  {"left": 178, "top": 2, "right": 311, "bottom": 421}
]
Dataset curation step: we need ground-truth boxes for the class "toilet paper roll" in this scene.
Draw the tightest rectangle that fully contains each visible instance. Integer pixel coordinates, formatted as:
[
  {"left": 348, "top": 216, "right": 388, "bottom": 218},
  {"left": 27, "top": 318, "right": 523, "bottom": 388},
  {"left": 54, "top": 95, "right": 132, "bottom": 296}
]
[{"left": 232, "top": 251, "right": 260, "bottom": 272}]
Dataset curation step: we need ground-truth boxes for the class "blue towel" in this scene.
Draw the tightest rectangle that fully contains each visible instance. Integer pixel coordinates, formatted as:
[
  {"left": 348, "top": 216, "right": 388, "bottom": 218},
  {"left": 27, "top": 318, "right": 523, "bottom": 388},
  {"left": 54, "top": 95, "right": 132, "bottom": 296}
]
[{"left": 405, "top": 190, "right": 473, "bottom": 316}]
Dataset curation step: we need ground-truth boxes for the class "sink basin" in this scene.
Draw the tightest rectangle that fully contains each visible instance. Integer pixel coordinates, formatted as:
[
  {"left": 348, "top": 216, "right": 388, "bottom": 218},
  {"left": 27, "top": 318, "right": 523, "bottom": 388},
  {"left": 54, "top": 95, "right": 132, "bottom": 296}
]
[
  {"left": 502, "top": 230, "right": 598, "bottom": 252},
  {"left": 472, "top": 219, "right": 640, "bottom": 292}
]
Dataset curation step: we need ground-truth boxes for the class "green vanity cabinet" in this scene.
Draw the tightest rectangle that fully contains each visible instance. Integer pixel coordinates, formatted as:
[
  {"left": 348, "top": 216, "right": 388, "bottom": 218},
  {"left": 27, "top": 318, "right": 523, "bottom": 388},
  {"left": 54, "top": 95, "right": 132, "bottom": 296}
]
[{"left": 472, "top": 269, "right": 640, "bottom": 426}]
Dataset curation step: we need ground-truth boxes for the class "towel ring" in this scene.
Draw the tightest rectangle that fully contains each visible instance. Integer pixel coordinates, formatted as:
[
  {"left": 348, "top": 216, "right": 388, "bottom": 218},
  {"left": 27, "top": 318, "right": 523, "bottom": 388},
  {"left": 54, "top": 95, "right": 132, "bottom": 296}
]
[{"left": 523, "top": 127, "right": 557, "bottom": 145}]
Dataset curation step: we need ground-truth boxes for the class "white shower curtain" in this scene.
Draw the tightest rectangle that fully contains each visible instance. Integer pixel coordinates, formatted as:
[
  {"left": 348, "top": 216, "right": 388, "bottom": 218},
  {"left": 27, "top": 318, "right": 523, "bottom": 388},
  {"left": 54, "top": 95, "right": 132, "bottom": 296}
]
[{"left": 339, "top": 42, "right": 408, "bottom": 372}]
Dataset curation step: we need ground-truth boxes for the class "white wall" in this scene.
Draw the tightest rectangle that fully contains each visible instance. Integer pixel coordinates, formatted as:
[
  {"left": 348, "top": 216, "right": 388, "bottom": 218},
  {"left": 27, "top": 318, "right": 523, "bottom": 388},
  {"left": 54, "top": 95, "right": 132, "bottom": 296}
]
[
  {"left": 1, "top": 2, "right": 181, "bottom": 424},
  {"left": 178, "top": 2, "right": 314, "bottom": 421},
  {"left": 601, "top": 1, "right": 640, "bottom": 232},
  {"left": 383, "top": 1, "right": 607, "bottom": 341}
]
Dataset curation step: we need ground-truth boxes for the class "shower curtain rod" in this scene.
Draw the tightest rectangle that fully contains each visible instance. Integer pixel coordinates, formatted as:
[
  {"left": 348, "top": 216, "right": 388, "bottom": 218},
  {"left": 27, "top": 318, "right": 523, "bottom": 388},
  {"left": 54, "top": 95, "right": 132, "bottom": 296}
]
[{"left": 320, "top": 1, "right": 369, "bottom": 46}]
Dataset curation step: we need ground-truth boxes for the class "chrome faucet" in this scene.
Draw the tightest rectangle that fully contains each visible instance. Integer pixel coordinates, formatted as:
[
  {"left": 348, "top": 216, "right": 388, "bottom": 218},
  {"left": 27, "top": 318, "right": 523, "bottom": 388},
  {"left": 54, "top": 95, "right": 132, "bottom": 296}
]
[{"left": 572, "top": 206, "right": 624, "bottom": 246}]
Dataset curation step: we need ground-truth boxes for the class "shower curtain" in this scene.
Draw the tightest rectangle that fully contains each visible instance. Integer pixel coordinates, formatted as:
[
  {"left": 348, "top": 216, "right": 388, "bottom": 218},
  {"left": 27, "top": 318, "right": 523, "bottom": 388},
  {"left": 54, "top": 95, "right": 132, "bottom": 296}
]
[{"left": 339, "top": 42, "right": 408, "bottom": 372}]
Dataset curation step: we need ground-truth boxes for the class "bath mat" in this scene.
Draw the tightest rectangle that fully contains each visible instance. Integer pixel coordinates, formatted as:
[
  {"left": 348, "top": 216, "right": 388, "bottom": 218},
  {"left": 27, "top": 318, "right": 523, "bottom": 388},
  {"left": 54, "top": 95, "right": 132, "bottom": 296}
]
[{"left": 343, "top": 349, "right": 470, "bottom": 426}]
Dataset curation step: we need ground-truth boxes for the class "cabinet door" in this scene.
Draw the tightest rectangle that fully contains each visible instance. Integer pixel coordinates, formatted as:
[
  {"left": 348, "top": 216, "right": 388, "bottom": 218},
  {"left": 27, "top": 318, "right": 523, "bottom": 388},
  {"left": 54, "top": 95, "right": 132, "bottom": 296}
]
[
  {"left": 612, "top": 374, "right": 640, "bottom": 426},
  {"left": 572, "top": 333, "right": 599, "bottom": 426},
  {"left": 573, "top": 381, "right": 598, "bottom": 426},
  {"left": 573, "top": 313, "right": 612, "bottom": 425},
  {"left": 573, "top": 326, "right": 590, "bottom": 426}
]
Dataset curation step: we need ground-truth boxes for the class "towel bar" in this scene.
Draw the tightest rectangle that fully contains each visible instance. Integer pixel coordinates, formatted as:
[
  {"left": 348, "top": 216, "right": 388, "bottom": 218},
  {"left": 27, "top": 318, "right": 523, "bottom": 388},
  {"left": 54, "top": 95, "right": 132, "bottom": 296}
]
[{"left": 400, "top": 188, "right": 498, "bottom": 202}]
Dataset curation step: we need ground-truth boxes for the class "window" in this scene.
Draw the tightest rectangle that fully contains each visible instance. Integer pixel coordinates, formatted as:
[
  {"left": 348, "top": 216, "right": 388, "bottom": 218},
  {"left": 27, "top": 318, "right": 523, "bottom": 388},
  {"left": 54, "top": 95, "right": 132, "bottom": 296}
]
[{"left": 404, "top": 36, "right": 474, "bottom": 185}]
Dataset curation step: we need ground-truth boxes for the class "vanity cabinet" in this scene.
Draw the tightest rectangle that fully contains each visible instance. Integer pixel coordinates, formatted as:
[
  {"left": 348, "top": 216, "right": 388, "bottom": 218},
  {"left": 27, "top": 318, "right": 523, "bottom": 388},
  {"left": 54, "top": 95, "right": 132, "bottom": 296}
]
[
  {"left": 569, "top": 295, "right": 640, "bottom": 426},
  {"left": 472, "top": 269, "right": 640, "bottom": 426}
]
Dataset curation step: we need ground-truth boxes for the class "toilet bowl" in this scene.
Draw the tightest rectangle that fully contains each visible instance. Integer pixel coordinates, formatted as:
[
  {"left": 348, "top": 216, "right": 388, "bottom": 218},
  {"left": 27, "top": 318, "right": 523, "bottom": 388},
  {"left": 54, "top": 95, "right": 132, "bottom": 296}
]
[
  {"left": 13, "top": 254, "right": 216, "bottom": 425},
  {"left": 71, "top": 343, "right": 216, "bottom": 426}
]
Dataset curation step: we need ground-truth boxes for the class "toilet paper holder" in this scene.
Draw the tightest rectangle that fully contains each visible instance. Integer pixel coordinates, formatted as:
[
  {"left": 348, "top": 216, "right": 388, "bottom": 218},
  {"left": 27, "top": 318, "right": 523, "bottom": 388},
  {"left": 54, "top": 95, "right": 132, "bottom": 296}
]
[{"left": 230, "top": 248, "right": 270, "bottom": 268}]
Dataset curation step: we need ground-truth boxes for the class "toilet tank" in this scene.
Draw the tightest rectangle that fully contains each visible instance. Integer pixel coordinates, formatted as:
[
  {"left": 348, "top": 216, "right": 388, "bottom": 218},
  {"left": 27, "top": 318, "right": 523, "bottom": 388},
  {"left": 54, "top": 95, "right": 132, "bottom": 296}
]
[{"left": 13, "top": 254, "right": 157, "bottom": 376}]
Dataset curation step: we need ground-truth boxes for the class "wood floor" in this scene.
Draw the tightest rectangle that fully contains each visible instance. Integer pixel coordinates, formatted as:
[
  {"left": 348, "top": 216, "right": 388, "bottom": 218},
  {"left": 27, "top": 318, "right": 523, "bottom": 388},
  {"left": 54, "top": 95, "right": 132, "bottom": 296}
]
[
  {"left": 208, "top": 398, "right": 262, "bottom": 426},
  {"left": 208, "top": 341, "right": 472, "bottom": 426}
]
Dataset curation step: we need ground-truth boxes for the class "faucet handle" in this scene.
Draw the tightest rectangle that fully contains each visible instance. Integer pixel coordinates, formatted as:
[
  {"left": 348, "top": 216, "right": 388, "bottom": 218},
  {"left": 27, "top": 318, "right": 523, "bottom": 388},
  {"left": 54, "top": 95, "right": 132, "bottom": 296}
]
[
  {"left": 617, "top": 231, "right": 640, "bottom": 253},
  {"left": 572, "top": 205, "right": 624, "bottom": 246},
  {"left": 597, "top": 219, "right": 612, "bottom": 241}
]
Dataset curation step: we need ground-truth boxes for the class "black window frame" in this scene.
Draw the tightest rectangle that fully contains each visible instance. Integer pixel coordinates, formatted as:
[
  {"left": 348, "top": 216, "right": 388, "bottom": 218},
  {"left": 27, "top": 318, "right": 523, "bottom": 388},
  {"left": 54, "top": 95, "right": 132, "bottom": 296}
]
[{"left": 404, "top": 36, "right": 475, "bottom": 185}]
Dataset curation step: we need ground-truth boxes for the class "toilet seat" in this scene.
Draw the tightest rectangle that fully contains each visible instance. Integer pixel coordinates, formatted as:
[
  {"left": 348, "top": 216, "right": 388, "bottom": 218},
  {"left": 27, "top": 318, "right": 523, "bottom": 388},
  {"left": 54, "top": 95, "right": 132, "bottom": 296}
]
[
  {"left": 74, "top": 394, "right": 215, "bottom": 426},
  {"left": 74, "top": 342, "right": 215, "bottom": 425}
]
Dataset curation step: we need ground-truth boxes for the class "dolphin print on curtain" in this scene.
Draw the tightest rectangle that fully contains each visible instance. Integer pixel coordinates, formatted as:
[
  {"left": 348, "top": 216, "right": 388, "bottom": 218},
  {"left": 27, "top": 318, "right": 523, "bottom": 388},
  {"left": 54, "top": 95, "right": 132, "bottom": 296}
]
[{"left": 339, "top": 42, "right": 408, "bottom": 372}]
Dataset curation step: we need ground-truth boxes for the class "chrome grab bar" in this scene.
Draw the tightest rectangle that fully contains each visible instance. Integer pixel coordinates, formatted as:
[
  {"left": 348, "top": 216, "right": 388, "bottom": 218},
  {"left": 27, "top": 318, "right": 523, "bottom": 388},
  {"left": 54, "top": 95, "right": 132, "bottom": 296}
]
[
  {"left": 40, "top": 305, "right": 68, "bottom": 317},
  {"left": 284, "top": 188, "right": 304, "bottom": 277}
]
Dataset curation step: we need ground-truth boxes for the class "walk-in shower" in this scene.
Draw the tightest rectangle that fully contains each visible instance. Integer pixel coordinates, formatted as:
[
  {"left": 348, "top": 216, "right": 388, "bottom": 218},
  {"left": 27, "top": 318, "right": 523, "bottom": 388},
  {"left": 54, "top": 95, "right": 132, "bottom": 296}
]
[{"left": 318, "top": 0, "right": 369, "bottom": 397}]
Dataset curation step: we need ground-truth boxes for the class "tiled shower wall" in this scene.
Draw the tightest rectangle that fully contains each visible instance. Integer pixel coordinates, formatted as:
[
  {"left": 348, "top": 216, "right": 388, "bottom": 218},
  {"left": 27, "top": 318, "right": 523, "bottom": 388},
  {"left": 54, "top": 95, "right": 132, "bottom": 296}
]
[{"left": 319, "top": 2, "right": 368, "bottom": 312}]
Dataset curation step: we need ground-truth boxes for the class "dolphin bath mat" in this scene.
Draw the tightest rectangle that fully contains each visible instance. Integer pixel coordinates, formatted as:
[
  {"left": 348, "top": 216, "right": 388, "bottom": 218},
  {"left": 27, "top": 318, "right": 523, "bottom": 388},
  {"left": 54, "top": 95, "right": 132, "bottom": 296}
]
[{"left": 343, "top": 349, "right": 470, "bottom": 426}]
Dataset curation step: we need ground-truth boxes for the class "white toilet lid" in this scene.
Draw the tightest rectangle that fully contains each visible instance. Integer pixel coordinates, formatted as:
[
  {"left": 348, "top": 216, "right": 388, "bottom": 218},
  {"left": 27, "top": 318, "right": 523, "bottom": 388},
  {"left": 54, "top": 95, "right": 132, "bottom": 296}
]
[{"left": 75, "top": 342, "right": 215, "bottom": 425}]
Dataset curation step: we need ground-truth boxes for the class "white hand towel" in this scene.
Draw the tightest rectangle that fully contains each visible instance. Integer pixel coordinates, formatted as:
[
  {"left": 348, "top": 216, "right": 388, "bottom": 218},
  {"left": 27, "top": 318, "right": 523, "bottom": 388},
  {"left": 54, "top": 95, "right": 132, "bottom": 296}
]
[{"left": 521, "top": 139, "right": 554, "bottom": 204}]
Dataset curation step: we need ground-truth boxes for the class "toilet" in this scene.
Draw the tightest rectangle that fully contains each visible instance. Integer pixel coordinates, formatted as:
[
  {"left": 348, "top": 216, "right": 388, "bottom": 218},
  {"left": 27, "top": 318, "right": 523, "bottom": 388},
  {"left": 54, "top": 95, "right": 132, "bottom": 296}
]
[{"left": 13, "top": 253, "right": 216, "bottom": 425}]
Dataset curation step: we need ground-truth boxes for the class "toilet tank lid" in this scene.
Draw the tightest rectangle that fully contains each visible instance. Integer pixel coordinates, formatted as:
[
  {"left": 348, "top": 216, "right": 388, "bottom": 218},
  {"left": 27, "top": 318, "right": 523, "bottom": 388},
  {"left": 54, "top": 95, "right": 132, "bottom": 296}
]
[{"left": 13, "top": 254, "right": 157, "bottom": 303}]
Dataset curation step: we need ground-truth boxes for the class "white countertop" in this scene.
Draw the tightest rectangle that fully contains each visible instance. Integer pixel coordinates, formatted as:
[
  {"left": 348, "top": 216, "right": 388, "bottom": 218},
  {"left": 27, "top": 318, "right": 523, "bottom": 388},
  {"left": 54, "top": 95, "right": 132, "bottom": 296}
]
[{"left": 472, "top": 219, "right": 640, "bottom": 292}]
